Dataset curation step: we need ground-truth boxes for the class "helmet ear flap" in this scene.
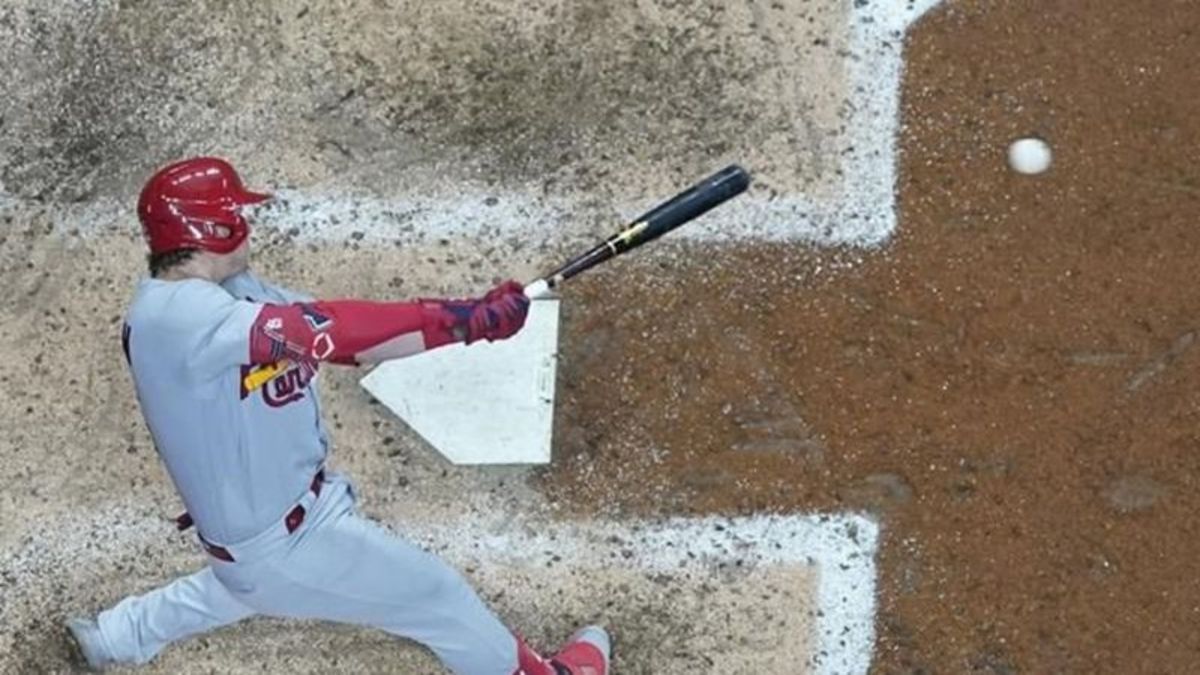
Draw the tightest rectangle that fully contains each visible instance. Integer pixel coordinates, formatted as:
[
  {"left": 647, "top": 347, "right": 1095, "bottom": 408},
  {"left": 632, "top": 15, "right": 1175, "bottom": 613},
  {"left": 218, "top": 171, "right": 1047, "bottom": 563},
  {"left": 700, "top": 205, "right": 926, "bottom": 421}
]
[
  {"left": 182, "top": 221, "right": 235, "bottom": 245},
  {"left": 170, "top": 200, "right": 249, "bottom": 254}
]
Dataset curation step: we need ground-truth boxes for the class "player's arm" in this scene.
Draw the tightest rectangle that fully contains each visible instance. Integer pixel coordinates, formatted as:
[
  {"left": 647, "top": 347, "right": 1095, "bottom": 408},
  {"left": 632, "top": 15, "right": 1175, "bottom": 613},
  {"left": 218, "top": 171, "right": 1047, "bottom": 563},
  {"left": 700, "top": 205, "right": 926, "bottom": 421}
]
[{"left": 248, "top": 280, "right": 529, "bottom": 367}]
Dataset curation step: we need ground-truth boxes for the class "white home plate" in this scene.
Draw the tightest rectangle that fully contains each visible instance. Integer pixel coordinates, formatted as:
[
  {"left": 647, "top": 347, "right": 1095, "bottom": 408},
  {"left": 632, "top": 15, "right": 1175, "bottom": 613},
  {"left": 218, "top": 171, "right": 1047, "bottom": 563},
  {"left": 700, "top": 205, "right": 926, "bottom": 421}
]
[{"left": 361, "top": 296, "right": 561, "bottom": 465}]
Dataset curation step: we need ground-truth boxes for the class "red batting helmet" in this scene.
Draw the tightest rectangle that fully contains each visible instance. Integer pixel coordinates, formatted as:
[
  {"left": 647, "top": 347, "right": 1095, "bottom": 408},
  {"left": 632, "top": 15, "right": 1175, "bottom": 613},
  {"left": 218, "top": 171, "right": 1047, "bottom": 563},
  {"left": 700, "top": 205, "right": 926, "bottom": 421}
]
[{"left": 137, "top": 157, "right": 271, "bottom": 255}]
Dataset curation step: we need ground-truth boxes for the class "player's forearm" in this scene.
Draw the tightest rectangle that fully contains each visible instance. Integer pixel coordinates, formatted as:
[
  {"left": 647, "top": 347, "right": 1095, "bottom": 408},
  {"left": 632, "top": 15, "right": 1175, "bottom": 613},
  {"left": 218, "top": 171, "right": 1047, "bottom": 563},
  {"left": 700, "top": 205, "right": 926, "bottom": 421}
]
[
  {"left": 246, "top": 281, "right": 528, "bottom": 367},
  {"left": 249, "top": 299, "right": 466, "bottom": 367}
]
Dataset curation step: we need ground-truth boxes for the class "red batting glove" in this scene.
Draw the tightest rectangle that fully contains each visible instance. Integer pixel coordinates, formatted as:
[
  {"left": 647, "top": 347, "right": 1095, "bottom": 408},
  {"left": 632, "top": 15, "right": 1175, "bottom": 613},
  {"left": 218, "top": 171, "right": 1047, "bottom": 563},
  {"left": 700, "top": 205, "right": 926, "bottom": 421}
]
[{"left": 465, "top": 280, "right": 530, "bottom": 344}]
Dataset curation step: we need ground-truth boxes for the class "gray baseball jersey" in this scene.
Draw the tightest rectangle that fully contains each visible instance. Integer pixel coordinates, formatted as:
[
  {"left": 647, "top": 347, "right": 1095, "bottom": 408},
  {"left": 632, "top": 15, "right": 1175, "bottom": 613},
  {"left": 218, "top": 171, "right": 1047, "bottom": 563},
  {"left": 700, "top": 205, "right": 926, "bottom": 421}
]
[
  {"left": 123, "top": 271, "right": 328, "bottom": 544},
  {"left": 107, "top": 270, "right": 524, "bottom": 674}
]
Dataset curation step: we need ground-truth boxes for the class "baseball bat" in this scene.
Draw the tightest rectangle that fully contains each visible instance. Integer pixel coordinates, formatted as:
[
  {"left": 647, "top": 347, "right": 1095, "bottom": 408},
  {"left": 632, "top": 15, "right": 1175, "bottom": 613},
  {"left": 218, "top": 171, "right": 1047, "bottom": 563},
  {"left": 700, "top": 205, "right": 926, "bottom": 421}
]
[{"left": 524, "top": 163, "right": 751, "bottom": 298}]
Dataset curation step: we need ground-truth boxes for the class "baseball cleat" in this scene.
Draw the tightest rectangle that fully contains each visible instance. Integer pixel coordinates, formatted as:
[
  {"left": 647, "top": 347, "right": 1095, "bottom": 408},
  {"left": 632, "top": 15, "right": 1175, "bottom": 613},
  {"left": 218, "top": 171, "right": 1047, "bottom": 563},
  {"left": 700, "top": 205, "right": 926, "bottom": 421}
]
[
  {"left": 549, "top": 625, "right": 610, "bottom": 675},
  {"left": 66, "top": 617, "right": 116, "bottom": 672}
]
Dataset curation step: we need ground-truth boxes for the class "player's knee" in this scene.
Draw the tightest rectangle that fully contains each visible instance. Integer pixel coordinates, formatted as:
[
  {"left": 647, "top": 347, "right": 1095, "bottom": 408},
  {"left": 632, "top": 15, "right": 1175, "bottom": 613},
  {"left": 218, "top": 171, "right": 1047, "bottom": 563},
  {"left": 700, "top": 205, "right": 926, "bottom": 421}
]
[{"left": 416, "top": 558, "right": 474, "bottom": 602}]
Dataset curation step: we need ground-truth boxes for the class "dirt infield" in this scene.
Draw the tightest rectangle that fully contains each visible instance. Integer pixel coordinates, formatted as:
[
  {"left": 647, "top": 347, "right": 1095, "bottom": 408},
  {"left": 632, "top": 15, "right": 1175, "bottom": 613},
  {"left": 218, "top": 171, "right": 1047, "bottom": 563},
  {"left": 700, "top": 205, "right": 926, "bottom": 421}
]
[
  {"left": 1, "top": 2, "right": 893, "bottom": 672},
  {"left": 2, "top": 0, "right": 1198, "bottom": 673},
  {"left": 546, "top": 2, "right": 1200, "bottom": 672}
]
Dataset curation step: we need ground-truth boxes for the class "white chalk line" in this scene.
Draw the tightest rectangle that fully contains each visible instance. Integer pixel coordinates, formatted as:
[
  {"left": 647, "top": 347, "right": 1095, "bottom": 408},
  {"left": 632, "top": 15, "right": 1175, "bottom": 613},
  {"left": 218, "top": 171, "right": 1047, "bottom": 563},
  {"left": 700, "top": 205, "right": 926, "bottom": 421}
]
[
  {"left": 0, "top": 501, "right": 879, "bottom": 675},
  {"left": 6, "top": 0, "right": 944, "bottom": 250}
]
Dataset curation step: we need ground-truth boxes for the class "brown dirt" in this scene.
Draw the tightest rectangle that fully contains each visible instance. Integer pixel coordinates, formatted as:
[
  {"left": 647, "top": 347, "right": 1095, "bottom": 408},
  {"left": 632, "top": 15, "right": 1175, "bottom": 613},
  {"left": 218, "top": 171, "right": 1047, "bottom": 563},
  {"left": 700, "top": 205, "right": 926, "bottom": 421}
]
[{"left": 542, "top": 2, "right": 1200, "bottom": 673}]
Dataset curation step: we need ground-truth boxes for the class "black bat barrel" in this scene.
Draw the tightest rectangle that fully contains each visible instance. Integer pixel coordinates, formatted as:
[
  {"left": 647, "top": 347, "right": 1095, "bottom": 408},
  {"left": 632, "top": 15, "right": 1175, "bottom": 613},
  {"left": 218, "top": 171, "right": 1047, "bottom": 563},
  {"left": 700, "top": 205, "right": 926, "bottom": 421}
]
[
  {"left": 630, "top": 164, "right": 750, "bottom": 243},
  {"left": 548, "top": 164, "right": 751, "bottom": 283}
]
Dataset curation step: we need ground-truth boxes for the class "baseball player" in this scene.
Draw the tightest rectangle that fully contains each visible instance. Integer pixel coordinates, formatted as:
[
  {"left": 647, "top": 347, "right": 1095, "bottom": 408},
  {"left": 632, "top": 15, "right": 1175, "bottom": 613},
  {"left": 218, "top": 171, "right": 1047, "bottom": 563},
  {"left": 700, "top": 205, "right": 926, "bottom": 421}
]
[{"left": 65, "top": 157, "right": 610, "bottom": 675}]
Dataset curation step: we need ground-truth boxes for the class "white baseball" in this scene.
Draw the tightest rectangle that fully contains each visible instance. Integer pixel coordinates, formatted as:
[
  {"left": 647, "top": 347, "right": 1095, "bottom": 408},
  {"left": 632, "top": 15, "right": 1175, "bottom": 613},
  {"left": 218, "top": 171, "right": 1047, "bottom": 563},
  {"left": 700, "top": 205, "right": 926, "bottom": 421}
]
[{"left": 1008, "top": 137, "right": 1053, "bottom": 175}]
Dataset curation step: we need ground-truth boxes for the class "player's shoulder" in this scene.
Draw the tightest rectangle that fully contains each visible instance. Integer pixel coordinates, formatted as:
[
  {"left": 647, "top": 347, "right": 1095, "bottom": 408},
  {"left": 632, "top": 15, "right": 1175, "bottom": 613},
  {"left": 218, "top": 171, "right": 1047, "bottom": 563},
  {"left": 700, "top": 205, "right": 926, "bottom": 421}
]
[
  {"left": 128, "top": 277, "right": 244, "bottom": 332},
  {"left": 222, "top": 270, "right": 309, "bottom": 304}
]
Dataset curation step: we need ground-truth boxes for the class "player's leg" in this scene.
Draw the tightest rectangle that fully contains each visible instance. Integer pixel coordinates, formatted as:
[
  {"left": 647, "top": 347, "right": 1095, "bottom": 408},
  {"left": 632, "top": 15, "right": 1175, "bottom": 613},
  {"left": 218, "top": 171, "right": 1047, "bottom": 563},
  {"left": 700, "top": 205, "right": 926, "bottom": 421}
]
[
  {"left": 277, "top": 510, "right": 608, "bottom": 675},
  {"left": 214, "top": 480, "right": 608, "bottom": 675},
  {"left": 236, "top": 505, "right": 519, "bottom": 674},
  {"left": 68, "top": 566, "right": 255, "bottom": 668}
]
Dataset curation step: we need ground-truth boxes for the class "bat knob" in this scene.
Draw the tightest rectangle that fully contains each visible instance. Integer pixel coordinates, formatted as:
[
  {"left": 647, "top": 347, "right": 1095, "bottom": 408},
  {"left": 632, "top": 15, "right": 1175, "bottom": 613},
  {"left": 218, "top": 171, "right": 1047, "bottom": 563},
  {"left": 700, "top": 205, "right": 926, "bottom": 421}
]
[{"left": 524, "top": 279, "right": 554, "bottom": 300}]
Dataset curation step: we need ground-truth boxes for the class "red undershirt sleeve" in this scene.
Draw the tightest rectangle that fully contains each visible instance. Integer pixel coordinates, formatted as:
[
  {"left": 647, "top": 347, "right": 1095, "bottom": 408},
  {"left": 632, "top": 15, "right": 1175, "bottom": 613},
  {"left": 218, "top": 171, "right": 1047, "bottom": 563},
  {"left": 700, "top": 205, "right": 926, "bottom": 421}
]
[{"left": 248, "top": 299, "right": 470, "bottom": 367}]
